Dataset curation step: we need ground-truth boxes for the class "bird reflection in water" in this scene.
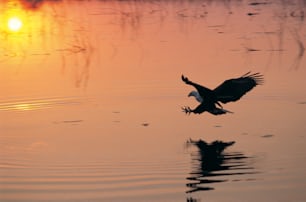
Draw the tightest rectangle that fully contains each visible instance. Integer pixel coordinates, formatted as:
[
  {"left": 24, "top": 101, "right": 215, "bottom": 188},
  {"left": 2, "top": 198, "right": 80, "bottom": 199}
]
[
  {"left": 186, "top": 139, "right": 257, "bottom": 194},
  {"left": 186, "top": 197, "right": 199, "bottom": 202}
]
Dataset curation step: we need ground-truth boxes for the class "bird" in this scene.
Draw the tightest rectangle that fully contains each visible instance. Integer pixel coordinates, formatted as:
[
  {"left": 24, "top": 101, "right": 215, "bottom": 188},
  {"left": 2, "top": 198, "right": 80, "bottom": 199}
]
[{"left": 181, "top": 72, "right": 264, "bottom": 115}]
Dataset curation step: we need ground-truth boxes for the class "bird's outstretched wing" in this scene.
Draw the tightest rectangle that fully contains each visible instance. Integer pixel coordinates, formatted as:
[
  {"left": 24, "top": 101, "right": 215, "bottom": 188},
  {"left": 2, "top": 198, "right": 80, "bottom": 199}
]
[
  {"left": 181, "top": 75, "right": 214, "bottom": 98},
  {"left": 213, "top": 72, "right": 264, "bottom": 104}
]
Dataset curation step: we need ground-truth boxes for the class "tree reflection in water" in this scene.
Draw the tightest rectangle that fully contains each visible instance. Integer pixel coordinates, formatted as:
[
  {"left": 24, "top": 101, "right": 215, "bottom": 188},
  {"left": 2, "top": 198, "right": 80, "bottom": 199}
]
[{"left": 186, "top": 139, "right": 258, "bottom": 194}]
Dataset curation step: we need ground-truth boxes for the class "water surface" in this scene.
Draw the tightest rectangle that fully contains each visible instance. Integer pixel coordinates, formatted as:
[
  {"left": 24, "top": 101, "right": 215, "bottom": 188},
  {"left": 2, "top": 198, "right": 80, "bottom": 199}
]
[{"left": 1, "top": 0, "right": 306, "bottom": 201}]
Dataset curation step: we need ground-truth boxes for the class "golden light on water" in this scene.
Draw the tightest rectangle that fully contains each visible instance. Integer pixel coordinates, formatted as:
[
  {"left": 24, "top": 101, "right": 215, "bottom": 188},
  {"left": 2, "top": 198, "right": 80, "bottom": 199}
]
[
  {"left": 7, "top": 16, "right": 23, "bottom": 32},
  {"left": 13, "top": 103, "right": 32, "bottom": 111},
  {"left": 1, "top": 0, "right": 26, "bottom": 34},
  {"left": 0, "top": 1, "right": 306, "bottom": 202},
  {"left": 0, "top": 97, "right": 83, "bottom": 112}
]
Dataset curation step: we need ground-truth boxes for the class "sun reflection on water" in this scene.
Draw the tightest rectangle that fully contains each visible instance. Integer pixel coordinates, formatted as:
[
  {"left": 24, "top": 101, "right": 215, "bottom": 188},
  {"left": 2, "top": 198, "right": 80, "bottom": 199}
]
[
  {"left": 0, "top": 1, "right": 25, "bottom": 33},
  {"left": 13, "top": 103, "right": 32, "bottom": 111},
  {"left": 0, "top": 97, "right": 83, "bottom": 112},
  {"left": 7, "top": 16, "right": 23, "bottom": 32},
  {"left": 0, "top": 0, "right": 94, "bottom": 88}
]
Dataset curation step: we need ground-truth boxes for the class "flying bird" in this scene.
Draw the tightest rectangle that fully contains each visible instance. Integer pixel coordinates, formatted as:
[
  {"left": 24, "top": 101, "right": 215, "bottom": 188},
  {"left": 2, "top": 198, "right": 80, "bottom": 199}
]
[{"left": 181, "top": 72, "right": 264, "bottom": 115}]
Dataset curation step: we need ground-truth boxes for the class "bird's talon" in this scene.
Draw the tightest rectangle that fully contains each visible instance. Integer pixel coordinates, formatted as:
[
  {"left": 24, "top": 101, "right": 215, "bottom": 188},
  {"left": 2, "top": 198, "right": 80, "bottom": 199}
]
[
  {"left": 182, "top": 106, "right": 192, "bottom": 114},
  {"left": 182, "top": 106, "right": 190, "bottom": 115}
]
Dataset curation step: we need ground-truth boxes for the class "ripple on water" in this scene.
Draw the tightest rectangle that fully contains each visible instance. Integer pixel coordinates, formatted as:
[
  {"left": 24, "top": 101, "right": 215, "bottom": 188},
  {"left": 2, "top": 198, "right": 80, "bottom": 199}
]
[
  {"left": 0, "top": 158, "right": 189, "bottom": 201},
  {"left": 0, "top": 96, "right": 84, "bottom": 112}
]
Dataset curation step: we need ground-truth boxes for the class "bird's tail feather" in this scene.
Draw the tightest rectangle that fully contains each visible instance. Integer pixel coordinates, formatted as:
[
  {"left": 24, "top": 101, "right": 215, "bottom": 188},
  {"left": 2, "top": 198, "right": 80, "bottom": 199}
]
[
  {"left": 221, "top": 108, "right": 233, "bottom": 114},
  {"left": 209, "top": 108, "right": 233, "bottom": 115}
]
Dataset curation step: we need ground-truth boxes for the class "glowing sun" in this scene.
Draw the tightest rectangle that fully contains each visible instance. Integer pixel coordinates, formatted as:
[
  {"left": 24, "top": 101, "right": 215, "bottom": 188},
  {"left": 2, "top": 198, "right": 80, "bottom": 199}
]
[{"left": 8, "top": 17, "right": 23, "bottom": 32}]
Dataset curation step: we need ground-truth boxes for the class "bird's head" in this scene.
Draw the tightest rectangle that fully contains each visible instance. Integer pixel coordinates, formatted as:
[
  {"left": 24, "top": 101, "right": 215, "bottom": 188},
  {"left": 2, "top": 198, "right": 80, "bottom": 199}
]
[{"left": 188, "top": 91, "right": 203, "bottom": 103}]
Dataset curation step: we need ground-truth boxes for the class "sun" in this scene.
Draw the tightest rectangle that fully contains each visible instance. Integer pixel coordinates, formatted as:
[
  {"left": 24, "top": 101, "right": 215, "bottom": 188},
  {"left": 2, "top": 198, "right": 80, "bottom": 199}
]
[{"left": 8, "top": 17, "right": 23, "bottom": 32}]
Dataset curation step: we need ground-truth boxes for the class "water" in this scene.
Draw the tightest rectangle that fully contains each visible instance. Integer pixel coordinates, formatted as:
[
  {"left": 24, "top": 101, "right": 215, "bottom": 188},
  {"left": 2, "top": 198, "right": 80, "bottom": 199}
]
[{"left": 1, "top": 0, "right": 306, "bottom": 201}]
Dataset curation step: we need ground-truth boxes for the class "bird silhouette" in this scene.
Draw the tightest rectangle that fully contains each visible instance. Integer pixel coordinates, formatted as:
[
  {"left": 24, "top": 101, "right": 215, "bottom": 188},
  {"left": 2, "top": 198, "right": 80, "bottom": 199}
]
[{"left": 181, "top": 72, "right": 264, "bottom": 115}]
